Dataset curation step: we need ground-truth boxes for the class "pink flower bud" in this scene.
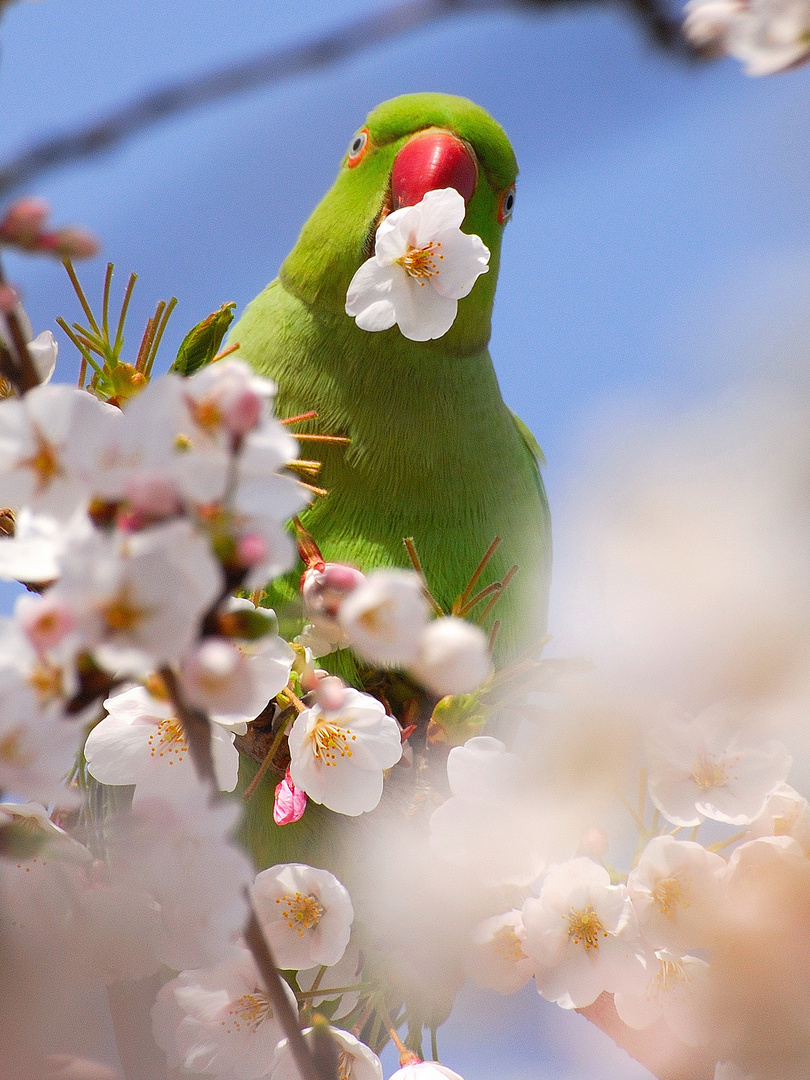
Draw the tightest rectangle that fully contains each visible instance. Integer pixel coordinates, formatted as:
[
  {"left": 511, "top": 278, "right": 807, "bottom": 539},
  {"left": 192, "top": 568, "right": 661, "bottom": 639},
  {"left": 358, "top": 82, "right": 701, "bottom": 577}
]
[
  {"left": 578, "top": 828, "right": 610, "bottom": 857},
  {"left": 0, "top": 197, "right": 50, "bottom": 243},
  {"left": 302, "top": 562, "right": 366, "bottom": 628},
  {"left": 42, "top": 227, "right": 100, "bottom": 260},
  {"left": 315, "top": 674, "right": 347, "bottom": 712},
  {"left": 236, "top": 531, "right": 268, "bottom": 567},
  {"left": 221, "top": 387, "right": 262, "bottom": 435},
  {"left": 274, "top": 767, "right": 307, "bottom": 825}
]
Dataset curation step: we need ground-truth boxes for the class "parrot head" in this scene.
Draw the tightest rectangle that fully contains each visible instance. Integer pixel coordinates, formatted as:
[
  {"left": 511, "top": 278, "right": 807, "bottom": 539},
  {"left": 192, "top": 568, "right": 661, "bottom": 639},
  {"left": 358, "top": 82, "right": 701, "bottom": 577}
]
[{"left": 280, "top": 92, "right": 518, "bottom": 353}]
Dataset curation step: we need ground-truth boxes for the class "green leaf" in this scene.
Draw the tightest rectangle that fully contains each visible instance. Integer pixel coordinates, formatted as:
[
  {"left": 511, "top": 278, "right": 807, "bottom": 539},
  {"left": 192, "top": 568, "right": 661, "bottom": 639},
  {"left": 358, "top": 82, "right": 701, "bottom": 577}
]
[{"left": 171, "top": 302, "right": 236, "bottom": 376}]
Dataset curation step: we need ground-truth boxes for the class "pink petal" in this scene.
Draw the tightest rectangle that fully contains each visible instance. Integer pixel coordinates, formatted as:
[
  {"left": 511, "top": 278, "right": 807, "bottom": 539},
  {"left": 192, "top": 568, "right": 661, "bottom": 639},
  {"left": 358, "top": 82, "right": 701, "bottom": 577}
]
[{"left": 274, "top": 767, "right": 307, "bottom": 825}]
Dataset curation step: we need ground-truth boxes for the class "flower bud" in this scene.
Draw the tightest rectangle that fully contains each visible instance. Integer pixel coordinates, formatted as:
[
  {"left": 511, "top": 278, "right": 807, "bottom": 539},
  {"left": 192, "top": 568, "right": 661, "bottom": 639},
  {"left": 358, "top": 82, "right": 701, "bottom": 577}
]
[{"left": 410, "top": 617, "right": 492, "bottom": 697}]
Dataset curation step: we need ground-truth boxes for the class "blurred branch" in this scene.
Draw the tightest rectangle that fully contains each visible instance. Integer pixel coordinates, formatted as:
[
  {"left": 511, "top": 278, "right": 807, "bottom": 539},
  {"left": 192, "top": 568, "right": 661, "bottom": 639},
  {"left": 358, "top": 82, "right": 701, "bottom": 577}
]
[{"left": 0, "top": 0, "right": 689, "bottom": 199}]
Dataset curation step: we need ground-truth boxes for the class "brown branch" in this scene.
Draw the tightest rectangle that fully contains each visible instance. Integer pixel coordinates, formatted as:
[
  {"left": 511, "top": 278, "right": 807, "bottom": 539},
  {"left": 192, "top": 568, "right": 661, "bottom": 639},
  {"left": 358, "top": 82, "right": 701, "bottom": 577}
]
[
  {"left": 243, "top": 901, "right": 336, "bottom": 1080},
  {"left": 578, "top": 993, "right": 716, "bottom": 1080}
]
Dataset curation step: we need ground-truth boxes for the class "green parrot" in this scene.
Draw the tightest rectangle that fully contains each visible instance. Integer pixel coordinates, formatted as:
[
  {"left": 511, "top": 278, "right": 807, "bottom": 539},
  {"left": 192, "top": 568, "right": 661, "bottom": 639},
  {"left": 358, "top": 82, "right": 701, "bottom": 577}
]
[{"left": 230, "top": 92, "right": 551, "bottom": 668}]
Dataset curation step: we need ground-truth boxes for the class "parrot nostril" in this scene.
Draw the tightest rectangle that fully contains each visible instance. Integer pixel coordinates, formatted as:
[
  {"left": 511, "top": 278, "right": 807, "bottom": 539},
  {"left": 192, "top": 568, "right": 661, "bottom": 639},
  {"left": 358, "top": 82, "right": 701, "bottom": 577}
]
[{"left": 391, "top": 130, "right": 478, "bottom": 210}]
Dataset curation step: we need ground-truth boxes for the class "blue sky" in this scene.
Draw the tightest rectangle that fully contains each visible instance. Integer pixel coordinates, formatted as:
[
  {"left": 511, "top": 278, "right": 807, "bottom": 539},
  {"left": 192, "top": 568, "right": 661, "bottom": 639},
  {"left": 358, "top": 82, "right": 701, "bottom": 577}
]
[{"left": 2, "top": 0, "right": 810, "bottom": 1075}]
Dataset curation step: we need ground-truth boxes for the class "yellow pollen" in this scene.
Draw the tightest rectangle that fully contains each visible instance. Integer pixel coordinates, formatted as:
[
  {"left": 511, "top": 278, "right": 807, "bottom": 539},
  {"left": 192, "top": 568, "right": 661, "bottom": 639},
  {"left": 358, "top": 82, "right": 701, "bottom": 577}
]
[
  {"left": 275, "top": 891, "right": 324, "bottom": 936},
  {"left": 28, "top": 660, "right": 64, "bottom": 704},
  {"left": 397, "top": 241, "right": 442, "bottom": 287},
  {"left": 690, "top": 751, "right": 731, "bottom": 791},
  {"left": 308, "top": 716, "right": 356, "bottom": 766},
  {"left": 567, "top": 905, "right": 607, "bottom": 950},
  {"left": 0, "top": 727, "right": 35, "bottom": 768},
  {"left": 652, "top": 875, "right": 690, "bottom": 919},
  {"left": 173, "top": 432, "right": 193, "bottom": 451},
  {"left": 187, "top": 396, "right": 223, "bottom": 434},
  {"left": 223, "top": 990, "right": 273, "bottom": 1034},
  {"left": 148, "top": 717, "right": 187, "bottom": 762},
  {"left": 651, "top": 957, "right": 688, "bottom": 997},
  {"left": 337, "top": 1049, "right": 353, "bottom": 1080},
  {"left": 492, "top": 925, "right": 526, "bottom": 964},
  {"left": 98, "top": 586, "right": 150, "bottom": 634},
  {"left": 20, "top": 425, "right": 63, "bottom": 493}
]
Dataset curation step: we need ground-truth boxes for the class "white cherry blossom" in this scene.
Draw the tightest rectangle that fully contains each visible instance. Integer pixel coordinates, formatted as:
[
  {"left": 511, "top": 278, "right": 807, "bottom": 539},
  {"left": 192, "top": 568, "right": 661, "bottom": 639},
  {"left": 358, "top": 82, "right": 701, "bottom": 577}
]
[
  {"left": 645, "top": 707, "right": 791, "bottom": 826},
  {"left": 521, "top": 857, "right": 646, "bottom": 1009},
  {"left": 296, "top": 942, "right": 364, "bottom": 1020},
  {"left": 251, "top": 862, "right": 353, "bottom": 970},
  {"left": 346, "top": 188, "right": 490, "bottom": 342},
  {"left": 410, "top": 616, "right": 492, "bottom": 697},
  {"left": 388, "top": 1065, "right": 464, "bottom": 1080},
  {"left": 151, "top": 945, "right": 296, "bottom": 1080},
  {"left": 627, "top": 835, "right": 726, "bottom": 953},
  {"left": 107, "top": 789, "right": 254, "bottom": 971},
  {"left": 338, "top": 568, "right": 429, "bottom": 667},
  {"left": 465, "top": 909, "right": 534, "bottom": 995},
  {"left": 84, "top": 684, "right": 240, "bottom": 796},
  {"left": 270, "top": 1027, "right": 382, "bottom": 1080},
  {"left": 0, "top": 507, "right": 92, "bottom": 585},
  {"left": 180, "top": 622, "right": 293, "bottom": 731},
  {"left": 614, "top": 950, "right": 712, "bottom": 1046},
  {"left": 0, "top": 383, "right": 118, "bottom": 520},
  {"left": 745, "top": 782, "right": 810, "bottom": 853},
  {"left": 49, "top": 519, "right": 223, "bottom": 675},
  {"left": 684, "top": 0, "right": 810, "bottom": 74},
  {"left": 287, "top": 686, "right": 402, "bottom": 816},
  {"left": 430, "top": 736, "right": 555, "bottom": 888}
]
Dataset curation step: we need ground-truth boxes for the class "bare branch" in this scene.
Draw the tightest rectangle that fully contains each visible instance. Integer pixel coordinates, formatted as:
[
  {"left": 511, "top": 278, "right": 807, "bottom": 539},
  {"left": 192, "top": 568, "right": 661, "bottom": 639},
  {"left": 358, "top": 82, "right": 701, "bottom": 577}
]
[{"left": 0, "top": 0, "right": 689, "bottom": 199}]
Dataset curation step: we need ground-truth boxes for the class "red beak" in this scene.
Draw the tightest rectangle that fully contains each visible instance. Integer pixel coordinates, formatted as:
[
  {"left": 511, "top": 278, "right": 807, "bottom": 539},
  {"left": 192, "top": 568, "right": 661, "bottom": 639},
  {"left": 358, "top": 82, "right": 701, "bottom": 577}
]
[{"left": 390, "top": 130, "right": 478, "bottom": 210}]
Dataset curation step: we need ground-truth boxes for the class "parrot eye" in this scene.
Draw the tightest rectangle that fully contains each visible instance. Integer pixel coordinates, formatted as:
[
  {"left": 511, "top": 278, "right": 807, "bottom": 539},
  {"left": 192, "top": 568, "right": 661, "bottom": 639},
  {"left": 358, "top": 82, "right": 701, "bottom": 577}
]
[
  {"left": 498, "top": 185, "right": 516, "bottom": 225},
  {"left": 347, "top": 127, "right": 371, "bottom": 168}
]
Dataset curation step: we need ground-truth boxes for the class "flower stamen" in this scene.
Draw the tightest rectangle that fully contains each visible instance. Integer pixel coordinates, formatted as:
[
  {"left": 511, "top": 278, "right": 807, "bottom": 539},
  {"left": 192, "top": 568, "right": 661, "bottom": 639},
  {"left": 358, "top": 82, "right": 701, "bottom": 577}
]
[
  {"left": 148, "top": 717, "right": 187, "bottom": 762},
  {"left": 397, "top": 241, "right": 443, "bottom": 287},
  {"left": 275, "top": 891, "right": 324, "bottom": 936},
  {"left": 308, "top": 716, "right": 356, "bottom": 766},
  {"left": 652, "top": 875, "right": 691, "bottom": 918},
  {"left": 567, "top": 904, "right": 607, "bottom": 949},
  {"left": 223, "top": 990, "right": 273, "bottom": 1034}
]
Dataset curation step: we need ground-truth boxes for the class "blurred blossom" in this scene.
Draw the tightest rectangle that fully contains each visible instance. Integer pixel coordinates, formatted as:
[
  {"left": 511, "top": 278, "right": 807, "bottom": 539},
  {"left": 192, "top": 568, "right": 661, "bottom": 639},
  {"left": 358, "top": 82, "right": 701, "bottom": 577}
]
[
  {"left": 627, "top": 835, "right": 726, "bottom": 953},
  {"left": 706, "top": 835, "right": 810, "bottom": 1079},
  {"left": 645, "top": 705, "right": 791, "bottom": 826},
  {"left": 270, "top": 1027, "right": 382, "bottom": 1080},
  {"left": 0, "top": 384, "right": 117, "bottom": 520},
  {"left": 744, "top": 782, "right": 810, "bottom": 852},
  {"left": 0, "top": 507, "right": 91, "bottom": 584},
  {"left": 49, "top": 519, "right": 223, "bottom": 675},
  {"left": 301, "top": 561, "right": 366, "bottom": 651},
  {"left": 410, "top": 617, "right": 492, "bottom": 697},
  {"left": 85, "top": 684, "right": 240, "bottom": 796},
  {"left": 107, "top": 789, "right": 253, "bottom": 971},
  {"left": 613, "top": 951, "right": 712, "bottom": 1046},
  {"left": 684, "top": 0, "right": 810, "bottom": 74},
  {"left": 338, "top": 568, "right": 429, "bottom": 667},
  {"left": 521, "top": 857, "right": 646, "bottom": 1009},
  {"left": 180, "top": 627, "right": 293, "bottom": 729},
  {"left": 152, "top": 945, "right": 296, "bottom": 1080},
  {"left": 287, "top": 686, "right": 402, "bottom": 816},
  {"left": 464, "top": 909, "right": 534, "bottom": 995},
  {"left": 251, "top": 862, "right": 353, "bottom": 970},
  {"left": 429, "top": 736, "right": 556, "bottom": 887}
]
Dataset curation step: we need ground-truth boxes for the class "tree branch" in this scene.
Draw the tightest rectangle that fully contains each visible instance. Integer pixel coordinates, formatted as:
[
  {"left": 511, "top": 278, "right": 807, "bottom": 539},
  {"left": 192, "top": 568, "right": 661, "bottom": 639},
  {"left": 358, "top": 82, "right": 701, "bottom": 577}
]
[{"left": 0, "top": 0, "right": 689, "bottom": 199}]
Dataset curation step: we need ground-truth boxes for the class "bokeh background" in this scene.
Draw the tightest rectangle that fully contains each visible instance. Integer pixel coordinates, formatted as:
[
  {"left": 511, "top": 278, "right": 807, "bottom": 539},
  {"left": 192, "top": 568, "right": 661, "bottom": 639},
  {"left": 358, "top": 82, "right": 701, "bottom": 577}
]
[{"left": 2, "top": 0, "right": 810, "bottom": 1075}]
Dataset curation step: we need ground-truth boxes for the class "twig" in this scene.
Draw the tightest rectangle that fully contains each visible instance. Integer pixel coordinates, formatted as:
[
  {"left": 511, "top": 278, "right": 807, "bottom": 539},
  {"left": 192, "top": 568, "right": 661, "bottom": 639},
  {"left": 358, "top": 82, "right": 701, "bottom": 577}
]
[
  {"left": 158, "top": 665, "right": 218, "bottom": 793},
  {"left": 243, "top": 900, "right": 333, "bottom": 1080}
]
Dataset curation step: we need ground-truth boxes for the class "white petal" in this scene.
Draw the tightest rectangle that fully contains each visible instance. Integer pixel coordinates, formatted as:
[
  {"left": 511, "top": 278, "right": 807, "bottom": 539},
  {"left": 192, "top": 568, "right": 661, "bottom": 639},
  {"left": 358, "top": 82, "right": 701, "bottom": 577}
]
[
  {"left": 411, "top": 188, "right": 467, "bottom": 247},
  {"left": 428, "top": 230, "right": 490, "bottom": 300}
]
